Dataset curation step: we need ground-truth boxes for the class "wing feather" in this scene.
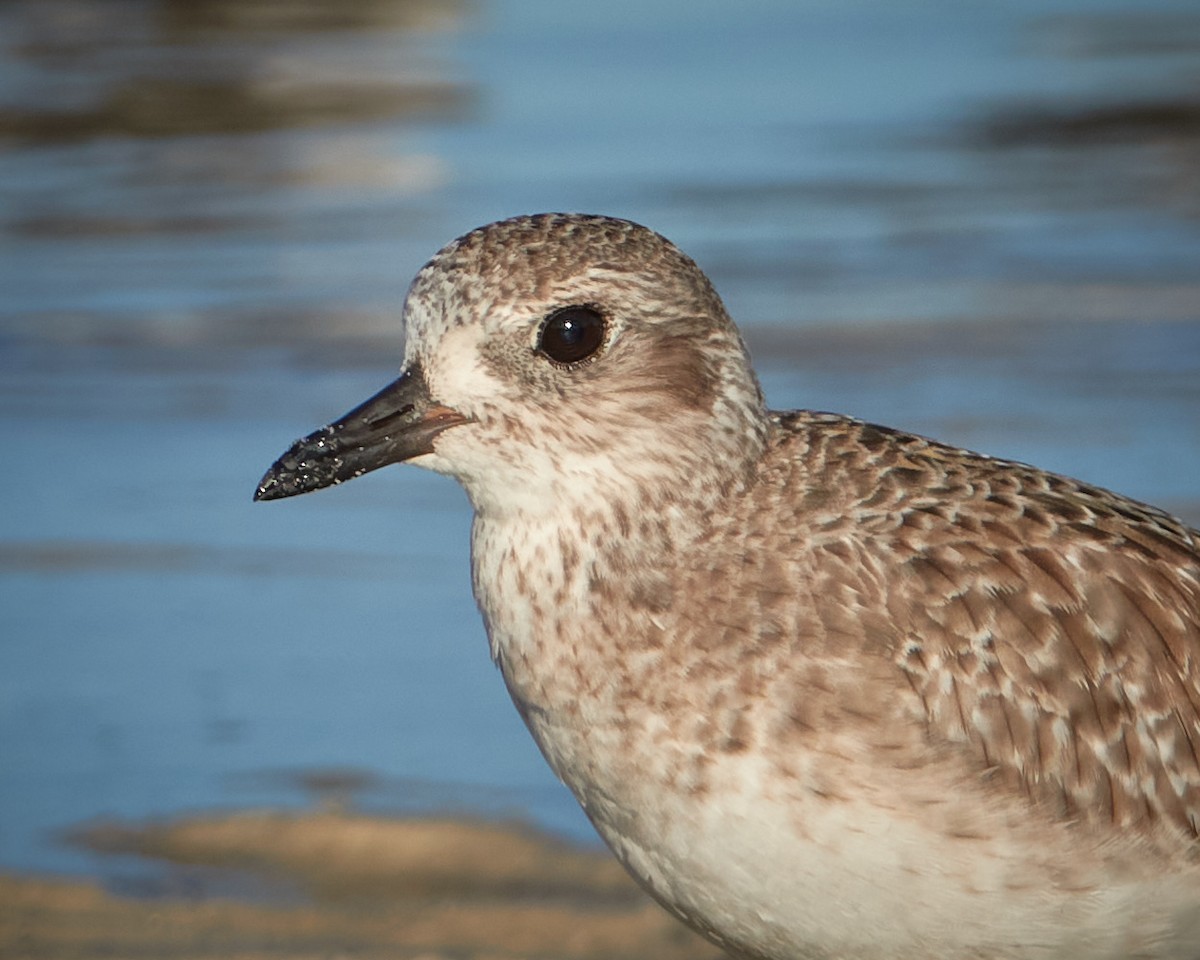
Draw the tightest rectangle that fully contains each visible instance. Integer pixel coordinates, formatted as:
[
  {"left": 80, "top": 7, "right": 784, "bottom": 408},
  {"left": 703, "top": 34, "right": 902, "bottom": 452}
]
[{"left": 801, "top": 417, "right": 1200, "bottom": 839}]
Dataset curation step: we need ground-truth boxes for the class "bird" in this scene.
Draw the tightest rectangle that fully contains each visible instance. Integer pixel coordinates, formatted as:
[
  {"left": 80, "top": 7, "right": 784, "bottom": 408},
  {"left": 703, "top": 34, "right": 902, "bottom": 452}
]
[{"left": 256, "top": 213, "right": 1200, "bottom": 960}]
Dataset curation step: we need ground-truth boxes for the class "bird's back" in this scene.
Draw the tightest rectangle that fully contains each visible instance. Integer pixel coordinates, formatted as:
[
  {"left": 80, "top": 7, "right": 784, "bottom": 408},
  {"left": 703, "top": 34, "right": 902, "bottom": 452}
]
[{"left": 760, "top": 411, "right": 1200, "bottom": 844}]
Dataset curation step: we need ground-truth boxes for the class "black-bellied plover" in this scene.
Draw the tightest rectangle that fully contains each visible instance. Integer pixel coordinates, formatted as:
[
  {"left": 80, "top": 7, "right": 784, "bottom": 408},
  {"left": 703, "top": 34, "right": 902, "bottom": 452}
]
[{"left": 257, "top": 214, "right": 1200, "bottom": 960}]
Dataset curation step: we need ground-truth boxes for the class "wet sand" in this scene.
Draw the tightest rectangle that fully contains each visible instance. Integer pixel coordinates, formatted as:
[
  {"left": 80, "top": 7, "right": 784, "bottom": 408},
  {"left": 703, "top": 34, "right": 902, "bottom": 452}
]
[{"left": 2, "top": 812, "right": 720, "bottom": 960}]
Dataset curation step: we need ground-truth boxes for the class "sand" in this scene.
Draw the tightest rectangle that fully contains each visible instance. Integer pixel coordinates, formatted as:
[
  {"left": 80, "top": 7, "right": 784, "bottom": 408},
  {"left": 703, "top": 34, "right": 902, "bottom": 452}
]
[{"left": 2, "top": 811, "right": 721, "bottom": 960}]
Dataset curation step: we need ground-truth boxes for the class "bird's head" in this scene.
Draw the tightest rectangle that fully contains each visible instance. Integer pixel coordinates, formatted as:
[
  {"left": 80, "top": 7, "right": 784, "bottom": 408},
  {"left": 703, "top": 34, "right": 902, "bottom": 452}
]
[{"left": 256, "top": 214, "right": 767, "bottom": 517}]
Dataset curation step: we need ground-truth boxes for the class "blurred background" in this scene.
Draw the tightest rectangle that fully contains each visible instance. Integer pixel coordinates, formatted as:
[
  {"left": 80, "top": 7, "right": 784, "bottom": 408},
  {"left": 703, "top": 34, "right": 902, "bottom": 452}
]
[{"left": 1, "top": 0, "right": 1199, "bottom": 917}]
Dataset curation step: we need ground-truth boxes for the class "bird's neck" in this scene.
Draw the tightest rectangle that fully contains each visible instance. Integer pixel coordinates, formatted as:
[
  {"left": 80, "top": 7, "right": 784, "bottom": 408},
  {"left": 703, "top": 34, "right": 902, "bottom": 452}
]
[
  {"left": 463, "top": 401, "right": 769, "bottom": 747},
  {"left": 468, "top": 458, "right": 744, "bottom": 690}
]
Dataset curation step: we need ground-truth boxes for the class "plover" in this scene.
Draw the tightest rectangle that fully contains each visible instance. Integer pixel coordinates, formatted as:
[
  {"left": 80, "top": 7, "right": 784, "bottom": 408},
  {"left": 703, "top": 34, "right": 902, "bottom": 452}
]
[{"left": 256, "top": 214, "right": 1200, "bottom": 960}]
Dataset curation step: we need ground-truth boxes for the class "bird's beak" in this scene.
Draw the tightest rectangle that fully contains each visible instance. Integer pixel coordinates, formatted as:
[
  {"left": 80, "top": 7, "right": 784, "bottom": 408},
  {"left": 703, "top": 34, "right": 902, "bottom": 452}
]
[{"left": 254, "top": 362, "right": 468, "bottom": 502}]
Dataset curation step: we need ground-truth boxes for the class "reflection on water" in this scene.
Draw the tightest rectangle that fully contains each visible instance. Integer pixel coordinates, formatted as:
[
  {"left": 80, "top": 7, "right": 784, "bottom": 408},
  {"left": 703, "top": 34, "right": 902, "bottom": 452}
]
[
  {"left": 0, "top": 0, "right": 470, "bottom": 142},
  {"left": 0, "top": 0, "right": 469, "bottom": 350},
  {"left": 1, "top": 0, "right": 1199, "bottom": 882}
]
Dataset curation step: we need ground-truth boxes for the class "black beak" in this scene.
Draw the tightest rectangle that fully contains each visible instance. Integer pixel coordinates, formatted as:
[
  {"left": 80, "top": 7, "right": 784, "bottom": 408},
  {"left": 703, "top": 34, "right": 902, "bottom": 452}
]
[{"left": 254, "top": 362, "right": 468, "bottom": 502}]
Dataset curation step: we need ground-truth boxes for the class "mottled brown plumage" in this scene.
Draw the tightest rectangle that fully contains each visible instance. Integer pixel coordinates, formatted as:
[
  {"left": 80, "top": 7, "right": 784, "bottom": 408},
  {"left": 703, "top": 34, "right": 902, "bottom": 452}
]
[{"left": 258, "top": 214, "right": 1200, "bottom": 960}]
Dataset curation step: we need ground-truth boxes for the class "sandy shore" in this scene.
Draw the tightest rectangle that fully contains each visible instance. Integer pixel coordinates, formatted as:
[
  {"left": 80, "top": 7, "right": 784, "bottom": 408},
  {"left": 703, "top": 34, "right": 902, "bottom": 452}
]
[{"left": 2, "top": 811, "right": 721, "bottom": 960}]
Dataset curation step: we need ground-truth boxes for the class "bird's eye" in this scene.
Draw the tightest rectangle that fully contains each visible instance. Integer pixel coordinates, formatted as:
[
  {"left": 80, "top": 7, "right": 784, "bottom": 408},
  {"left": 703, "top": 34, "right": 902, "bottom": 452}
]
[{"left": 536, "top": 306, "right": 607, "bottom": 365}]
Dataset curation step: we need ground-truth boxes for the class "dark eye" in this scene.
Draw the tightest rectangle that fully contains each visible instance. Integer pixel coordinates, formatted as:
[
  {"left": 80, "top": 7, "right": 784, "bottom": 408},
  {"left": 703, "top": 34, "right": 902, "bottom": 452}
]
[{"left": 536, "top": 305, "right": 607, "bottom": 365}]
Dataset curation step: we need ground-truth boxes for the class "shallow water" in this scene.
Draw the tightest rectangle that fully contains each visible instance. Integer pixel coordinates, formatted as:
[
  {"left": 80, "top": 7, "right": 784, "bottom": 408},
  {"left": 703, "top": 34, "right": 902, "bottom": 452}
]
[{"left": 1, "top": 0, "right": 1199, "bottom": 879}]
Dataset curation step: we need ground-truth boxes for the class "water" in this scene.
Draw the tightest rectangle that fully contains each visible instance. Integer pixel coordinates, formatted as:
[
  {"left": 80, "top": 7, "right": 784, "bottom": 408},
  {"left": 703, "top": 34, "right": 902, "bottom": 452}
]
[{"left": 1, "top": 0, "right": 1198, "bottom": 879}]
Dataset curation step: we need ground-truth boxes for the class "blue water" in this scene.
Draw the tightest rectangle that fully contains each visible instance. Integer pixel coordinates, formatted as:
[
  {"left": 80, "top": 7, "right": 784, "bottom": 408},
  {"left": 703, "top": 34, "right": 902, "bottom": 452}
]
[{"left": 1, "top": 0, "right": 1198, "bottom": 878}]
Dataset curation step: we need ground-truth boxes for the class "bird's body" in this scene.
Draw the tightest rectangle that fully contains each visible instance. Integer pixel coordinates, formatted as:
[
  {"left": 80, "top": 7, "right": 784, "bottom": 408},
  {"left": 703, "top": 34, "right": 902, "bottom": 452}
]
[{"left": 257, "top": 214, "right": 1200, "bottom": 960}]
